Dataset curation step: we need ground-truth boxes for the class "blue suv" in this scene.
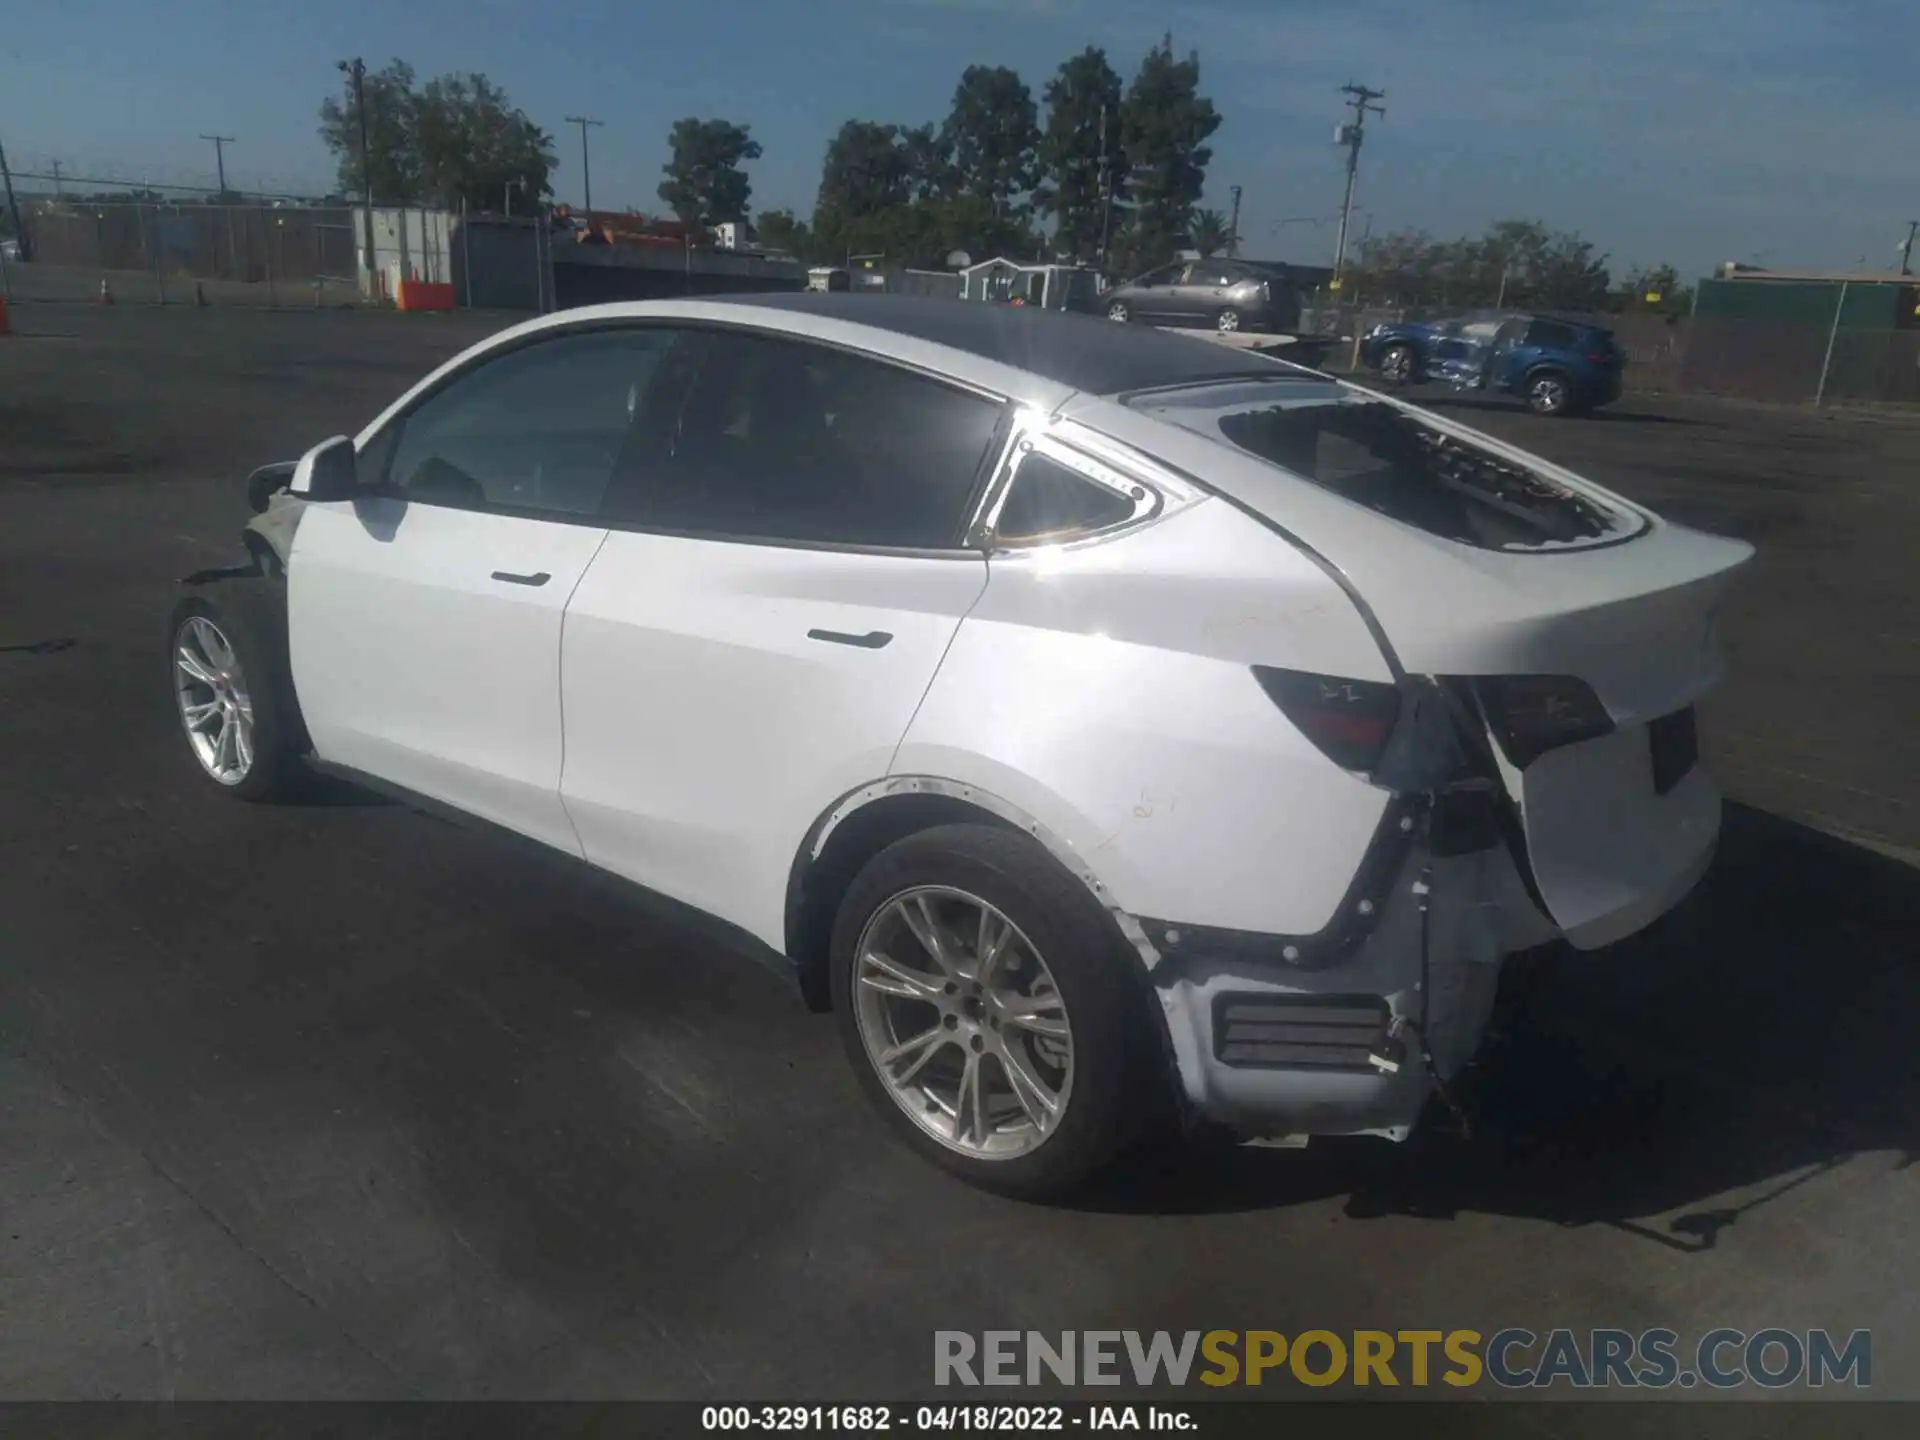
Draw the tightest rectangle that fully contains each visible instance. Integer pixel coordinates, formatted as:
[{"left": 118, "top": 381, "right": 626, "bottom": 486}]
[{"left": 1358, "top": 311, "right": 1626, "bottom": 416}]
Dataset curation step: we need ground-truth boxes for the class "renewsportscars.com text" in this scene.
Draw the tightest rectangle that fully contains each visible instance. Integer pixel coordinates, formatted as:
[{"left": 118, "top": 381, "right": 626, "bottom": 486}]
[{"left": 934, "top": 1329, "right": 1872, "bottom": 1390}]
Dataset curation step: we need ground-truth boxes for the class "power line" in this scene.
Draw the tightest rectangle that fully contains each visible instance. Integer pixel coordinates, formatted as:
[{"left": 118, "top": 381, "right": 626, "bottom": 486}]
[
  {"left": 199, "top": 134, "right": 235, "bottom": 196},
  {"left": 564, "top": 116, "right": 604, "bottom": 216},
  {"left": 1332, "top": 83, "right": 1385, "bottom": 289}
]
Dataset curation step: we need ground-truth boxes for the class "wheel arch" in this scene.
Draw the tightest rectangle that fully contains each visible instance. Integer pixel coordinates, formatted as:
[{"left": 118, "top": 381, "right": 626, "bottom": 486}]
[{"left": 783, "top": 775, "right": 1163, "bottom": 1013}]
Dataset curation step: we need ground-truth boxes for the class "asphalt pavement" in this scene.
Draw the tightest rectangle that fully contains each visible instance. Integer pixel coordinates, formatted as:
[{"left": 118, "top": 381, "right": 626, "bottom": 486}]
[{"left": 1, "top": 301, "right": 1916, "bottom": 1404}]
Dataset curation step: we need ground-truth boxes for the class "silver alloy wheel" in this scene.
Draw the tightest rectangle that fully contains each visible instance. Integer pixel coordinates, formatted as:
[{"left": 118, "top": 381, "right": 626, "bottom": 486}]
[
  {"left": 1107, "top": 302, "right": 1129, "bottom": 322},
  {"left": 1381, "top": 345, "right": 1413, "bottom": 382},
  {"left": 1217, "top": 308, "right": 1241, "bottom": 333},
  {"left": 173, "top": 615, "right": 255, "bottom": 785},
  {"left": 853, "top": 886, "right": 1075, "bottom": 1161},
  {"left": 1530, "top": 375, "right": 1568, "bottom": 413}
]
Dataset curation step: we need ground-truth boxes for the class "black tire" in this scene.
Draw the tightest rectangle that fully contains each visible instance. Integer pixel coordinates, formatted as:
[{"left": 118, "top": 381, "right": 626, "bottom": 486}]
[
  {"left": 1377, "top": 342, "right": 1417, "bottom": 386},
  {"left": 1216, "top": 307, "right": 1243, "bottom": 334},
  {"left": 1106, "top": 301, "right": 1130, "bottom": 322},
  {"left": 829, "top": 823, "right": 1161, "bottom": 1201},
  {"left": 166, "top": 575, "right": 307, "bottom": 802}
]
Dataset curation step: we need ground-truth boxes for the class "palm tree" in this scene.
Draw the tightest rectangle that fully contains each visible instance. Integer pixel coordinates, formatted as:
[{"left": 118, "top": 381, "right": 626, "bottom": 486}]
[{"left": 1189, "top": 208, "right": 1232, "bottom": 257}]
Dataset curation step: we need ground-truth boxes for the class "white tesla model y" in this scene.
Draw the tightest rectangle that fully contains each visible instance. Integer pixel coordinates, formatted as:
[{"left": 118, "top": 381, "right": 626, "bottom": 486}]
[{"left": 169, "top": 294, "right": 1752, "bottom": 1198}]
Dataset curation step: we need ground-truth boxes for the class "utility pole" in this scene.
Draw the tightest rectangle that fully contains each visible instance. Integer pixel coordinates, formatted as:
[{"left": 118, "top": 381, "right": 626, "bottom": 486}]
[
  {"left": 564, "top": 116, "right": 604, "bottom": 218},
  {"left": 1096, "top": 102, "right": 1114, "bottom": 267},
  {"left": 200, "top": 134, "right": 235, "bottom": 196},
  {"left": 1227, "top": 184, "right": 1243, "bottom": 258},
  {"left": 0, "top": 138, "right": 26, "bottom": 262},
  {"left": 50, "top": 159, "right": 65, "bottom": 197},
  {"left": 1331, "top": 82, "right": 1385, "bottom": 289},
  {"left": 338, "top": 59, "right": 377, "bottom": 298},
  {"left": 1900, "top": 220, "right": 1918, "bottom": 277}
]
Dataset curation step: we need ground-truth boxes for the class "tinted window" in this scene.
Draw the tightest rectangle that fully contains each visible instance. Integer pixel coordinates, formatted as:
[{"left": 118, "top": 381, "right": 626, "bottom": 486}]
[
  {"left": 994, "top": 453, "right": 1135, "bottom": 541},
  {"left": 1195, "top": 262, "right": 1239, "bottom": 286},
  {"left": 644, "top": 333, "right": 1003, "bottom": 548},
  {"left": 1525, "top": 320, "right": 1580, "bottom": 349},
  {"left": 379, "top": 329, "right": 676, "bottom": 518}
]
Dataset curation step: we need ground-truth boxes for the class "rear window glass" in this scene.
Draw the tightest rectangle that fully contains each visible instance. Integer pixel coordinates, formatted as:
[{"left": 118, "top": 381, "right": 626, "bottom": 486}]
[
  {"left": 1526, "top": 320, "right": 1581, "bottom": 348},
  {"left": 1127, "top": 380, "right": 1644, "bottom": 552}
]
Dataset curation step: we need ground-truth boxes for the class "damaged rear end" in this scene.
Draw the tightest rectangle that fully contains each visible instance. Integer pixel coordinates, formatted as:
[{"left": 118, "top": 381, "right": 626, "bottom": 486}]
[{"left": 1066, "top": 375, "right": 1752, "bottom": 1140}]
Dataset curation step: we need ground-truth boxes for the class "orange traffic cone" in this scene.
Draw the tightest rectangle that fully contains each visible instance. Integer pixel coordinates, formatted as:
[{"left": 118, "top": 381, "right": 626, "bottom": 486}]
[{"left": 98, "top": 279, "right": 114, "bottom": 305}]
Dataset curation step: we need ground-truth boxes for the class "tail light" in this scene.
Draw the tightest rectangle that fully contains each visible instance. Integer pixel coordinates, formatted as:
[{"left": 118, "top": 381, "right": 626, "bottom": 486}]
[
  {"left": 1475, "top": 675, "right": 1613, "bottom": 768},
  {"left": 1253, "top": 667, "right": 1401, "bottom": 772}
]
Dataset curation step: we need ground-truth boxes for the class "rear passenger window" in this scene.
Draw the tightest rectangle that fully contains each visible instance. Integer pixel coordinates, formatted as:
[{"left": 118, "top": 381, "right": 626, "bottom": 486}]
[
  {"left": 646, "top": 333, "right": 1003, "bottom": 548},
  {"left": 993, "top": 451, "right": 1137, "bottom": 542},
  {"left": 1525, "top": 320, "right": 1579, "bottom": 349}
]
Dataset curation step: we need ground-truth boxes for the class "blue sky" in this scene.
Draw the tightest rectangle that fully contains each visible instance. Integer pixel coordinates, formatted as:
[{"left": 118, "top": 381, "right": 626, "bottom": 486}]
[{"left": 2, "top": 0, "right": 1912, "bottom": 280}]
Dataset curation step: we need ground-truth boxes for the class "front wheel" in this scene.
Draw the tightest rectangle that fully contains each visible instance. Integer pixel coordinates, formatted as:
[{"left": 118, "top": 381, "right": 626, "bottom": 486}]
[
  {"left": 168, "top": 577, "right": 305, "bottom": 801},
  {"left": 1378, "top": 343, "right": 1416, "bottom": 385},
  {"left": 829, "top": 824, "right": 1156, "bottom": 1200},
  {"left": 1106, "top": 301, "right": 1130, "bottom": 322}
]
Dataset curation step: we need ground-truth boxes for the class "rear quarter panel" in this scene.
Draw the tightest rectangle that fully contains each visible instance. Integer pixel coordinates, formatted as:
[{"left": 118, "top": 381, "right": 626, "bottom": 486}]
[{"left": 892, "top": 496, "right": 1395, "bottom": 936}]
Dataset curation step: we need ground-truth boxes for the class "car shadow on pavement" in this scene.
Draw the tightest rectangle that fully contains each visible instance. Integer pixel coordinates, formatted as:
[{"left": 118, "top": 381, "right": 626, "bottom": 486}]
[
  {"left": 1416, "top": 395, "right": 1702, "bottom": 425},
  {"left": 1082, "top": 803, "right": 1918, "bottom": 1230}
]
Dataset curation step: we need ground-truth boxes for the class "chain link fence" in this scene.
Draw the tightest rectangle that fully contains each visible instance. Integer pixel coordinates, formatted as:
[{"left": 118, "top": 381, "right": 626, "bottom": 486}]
[{"left": 2, "top": 198, "right": 362, "bottom": 307}]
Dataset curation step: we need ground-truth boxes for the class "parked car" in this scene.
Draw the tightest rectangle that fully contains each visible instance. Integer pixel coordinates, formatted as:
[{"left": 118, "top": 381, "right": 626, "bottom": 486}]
[
  {"left": 171, "top": 295, "right": 1749, "bottom": 1199},
  {"left": 1104, "top": 258, "right": 1298, "bottom": 334},
  {"left": 1358, "top": 312, "right": 1626, "bottom": 415}
]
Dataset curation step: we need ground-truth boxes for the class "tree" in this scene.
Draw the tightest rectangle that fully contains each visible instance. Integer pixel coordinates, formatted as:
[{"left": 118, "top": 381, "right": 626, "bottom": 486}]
[
  {"left": 658, "top": 117, "right": 763, "bottom": 225},
  {"left": 1620, "top": 263, "right": 1690, "bottom": 315},
  {"left": 1036, "top": 47, "right": 1125, "bottom": 263},
  {"left": 1189, "top": 208, "right": 1230, "bottom": 257},
  {"left": 1118, "top": 36, "right": 1220, "bottom": 272},
  {"left": 319, "top": 59, "right": 423, "bottom": 203},
  {"left": 942, "top": 65, "right": 1039, "bottom": 218},
  {"left": 319, "top": 61, "right": 554, "bottom": 211},
  {"left": 753, "top": 207, "right": 812, "bottom": 259},
  {"left": 899, "top": 123, "right": 957, "bottom": 204},
  {"left": 812, "top": 120, "right": 915, "bottom": 260},
  {"left": 1353, "top": 219, "right": 1611, "bottom": 310},
  {"left": 413, "top": 73, "right": 555, "bottom": 211}
]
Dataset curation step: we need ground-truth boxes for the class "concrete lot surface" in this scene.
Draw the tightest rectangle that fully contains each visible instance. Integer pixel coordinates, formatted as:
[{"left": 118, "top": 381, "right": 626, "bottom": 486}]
[{"left": 1, "top": 303, "right": 1916, "bottom": 1403}]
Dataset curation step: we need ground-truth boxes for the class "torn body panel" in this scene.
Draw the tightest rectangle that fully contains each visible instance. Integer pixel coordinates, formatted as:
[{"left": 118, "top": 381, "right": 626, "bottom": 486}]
[
  {"left": 244, "top": 490, "right": 306, "bottom": 574},
  {"left": 1151, "top": 831, "right": 1555, "bottom": 1140}
]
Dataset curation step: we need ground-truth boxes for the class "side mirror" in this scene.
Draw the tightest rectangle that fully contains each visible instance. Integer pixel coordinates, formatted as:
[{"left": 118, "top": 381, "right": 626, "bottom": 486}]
[
  {"left": 288, "top": 436, "right": 358, "bottom": 502},
  {"left": 246, "top": 460, "right": 299, "bottom": 514}
]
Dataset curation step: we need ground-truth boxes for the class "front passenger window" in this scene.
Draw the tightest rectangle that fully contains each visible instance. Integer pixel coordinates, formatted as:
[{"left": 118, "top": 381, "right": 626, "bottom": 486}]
[{"left": 377, "top": 328, "right": 678, "bottom": 519}]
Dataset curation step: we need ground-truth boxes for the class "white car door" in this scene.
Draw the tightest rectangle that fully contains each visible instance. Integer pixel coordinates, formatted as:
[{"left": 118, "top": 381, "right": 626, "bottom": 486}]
[
  {"left": 288, "top": 326, "right": 677, "bottom": 853},
  {"left": 558, "top": 328, "right": 1004, "bottom": 949}
]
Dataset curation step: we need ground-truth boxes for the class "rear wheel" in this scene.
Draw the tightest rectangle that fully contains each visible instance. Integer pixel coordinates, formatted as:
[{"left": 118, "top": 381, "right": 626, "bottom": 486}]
[
  {"left": 168, "top": 577, "right": 305, "bottom": 801},
  {"left": 830, "top": 823, "right": 1154, "bottom": 1200},
  {"left": 1106, "top": 301, "right": 1130, "bottom": 322},
  {"left": 1216, "top": 307, "right": 1243, "bottom": 334},
  {"left": 1526, "top": 370, "right": 1575, "bottom": 415},
  {"left": 1378, "top": 343, "right": 1416, "bottom": 385}
]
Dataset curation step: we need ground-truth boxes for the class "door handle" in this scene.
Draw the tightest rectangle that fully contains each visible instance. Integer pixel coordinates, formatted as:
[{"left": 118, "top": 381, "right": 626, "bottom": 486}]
[
  {"left": 807, "top": 628, "right": 893, "bottom": 649},
  {"left": 491, "top": 570, "right": 551, "bottom": 587}
]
